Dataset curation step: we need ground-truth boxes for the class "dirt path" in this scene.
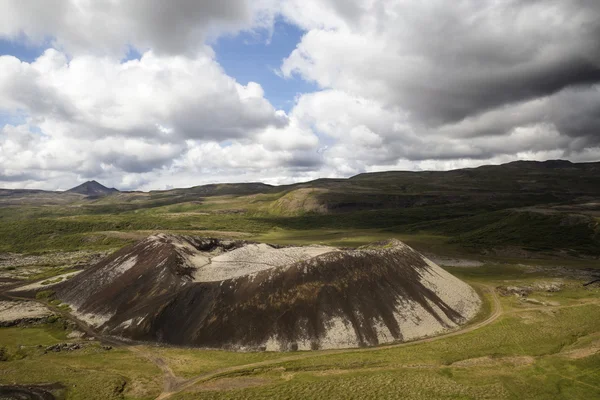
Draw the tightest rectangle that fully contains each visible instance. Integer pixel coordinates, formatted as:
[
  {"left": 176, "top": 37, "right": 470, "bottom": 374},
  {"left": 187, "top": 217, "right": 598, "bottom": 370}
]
[
  {"left": 154, "top": 283, "right": 503, "bottom": 399},
  {"left": 127, "top": 346, "right": 184, "bottom": 392}
]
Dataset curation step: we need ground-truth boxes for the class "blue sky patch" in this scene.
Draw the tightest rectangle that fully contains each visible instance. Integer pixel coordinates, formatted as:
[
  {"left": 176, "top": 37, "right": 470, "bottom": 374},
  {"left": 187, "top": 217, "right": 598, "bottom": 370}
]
[
  {"left": 122, "top": 45, "right": 143, "bottom": 62},
  {"left": 213, "top": 18, "right": 317, "bottom": 112},
  {"left": 1, "top": 20, "right": 316, "bottom": 114},
  {"left": 0, "top": 36, "right": 50, "bottom": 63}
]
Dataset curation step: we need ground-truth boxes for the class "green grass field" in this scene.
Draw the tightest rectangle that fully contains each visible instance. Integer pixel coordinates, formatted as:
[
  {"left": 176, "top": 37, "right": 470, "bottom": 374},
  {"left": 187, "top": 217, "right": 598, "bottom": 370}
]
[
  {"left": 1, "top": 263, "right": 599, "bottom": 400},
  {"left": 1, "top": 186, "right": 598, "bottom": 258},
  {"left": 1, "top": 167, "right": 599, "bottom": 399}
]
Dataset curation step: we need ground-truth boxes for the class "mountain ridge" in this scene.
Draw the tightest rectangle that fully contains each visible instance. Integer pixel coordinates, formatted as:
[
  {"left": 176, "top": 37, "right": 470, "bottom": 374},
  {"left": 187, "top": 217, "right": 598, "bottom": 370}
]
[{"left": 1, "top": 159, "right": 599, "bottom": 194}]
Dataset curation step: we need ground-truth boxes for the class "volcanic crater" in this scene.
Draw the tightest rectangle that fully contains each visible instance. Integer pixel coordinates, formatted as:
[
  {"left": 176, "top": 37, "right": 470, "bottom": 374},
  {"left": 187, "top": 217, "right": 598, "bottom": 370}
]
[{"left": 51, "top": 234, "right": 481, "bottom": 351}]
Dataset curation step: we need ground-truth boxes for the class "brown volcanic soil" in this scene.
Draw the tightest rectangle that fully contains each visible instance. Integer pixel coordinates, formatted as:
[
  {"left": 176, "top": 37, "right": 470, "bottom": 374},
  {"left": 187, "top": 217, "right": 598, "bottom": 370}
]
[{"left": 51, "top": 234, "right": 481, "bottom": 351}]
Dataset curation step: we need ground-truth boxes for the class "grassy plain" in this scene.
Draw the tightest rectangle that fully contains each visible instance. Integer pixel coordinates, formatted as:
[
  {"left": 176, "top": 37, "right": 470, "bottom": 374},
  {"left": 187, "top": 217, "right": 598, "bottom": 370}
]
[
  {"left": 1, "top": 181, "right": 599, "bottom": 257},
  {"left": 1, "top": 162, "right": 600, "bottom": 398},
  {"left": 1, "top": 262, "right": 599, "bottom": 400}
]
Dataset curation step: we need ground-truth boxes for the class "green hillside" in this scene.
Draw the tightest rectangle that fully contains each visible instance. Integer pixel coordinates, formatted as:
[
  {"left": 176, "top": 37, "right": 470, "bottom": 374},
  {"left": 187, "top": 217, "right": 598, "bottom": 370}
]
[{"left": 0, "top": 160, "right": 599, "bottom": 258}]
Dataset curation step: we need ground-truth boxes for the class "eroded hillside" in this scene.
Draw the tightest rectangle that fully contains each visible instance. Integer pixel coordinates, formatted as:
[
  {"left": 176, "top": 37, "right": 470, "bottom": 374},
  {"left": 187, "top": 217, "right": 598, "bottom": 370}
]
[{"left": 40, "top": 235, "right": 481, "bottom": 351}]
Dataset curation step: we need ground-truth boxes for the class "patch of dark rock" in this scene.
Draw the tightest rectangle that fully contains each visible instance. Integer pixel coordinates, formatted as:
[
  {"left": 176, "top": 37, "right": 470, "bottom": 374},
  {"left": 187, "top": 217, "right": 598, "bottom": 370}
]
[
  {"left": 211, "top": 209, "right": 246, "bottom": 214},
  {"left": 0, "top": 317, "right": 55, "bottom": 328},
  {"left": 0, "top": 278, "right": 21, "bottom": 284},
  {"left": 497, "top": 281, "right": 564, "bottom": 297},
  {"left": 0, "top": 383, "right": 63, "bottom": 400},
  {"left": 43, "top": 343, "right": 84, "bottom": 353}
]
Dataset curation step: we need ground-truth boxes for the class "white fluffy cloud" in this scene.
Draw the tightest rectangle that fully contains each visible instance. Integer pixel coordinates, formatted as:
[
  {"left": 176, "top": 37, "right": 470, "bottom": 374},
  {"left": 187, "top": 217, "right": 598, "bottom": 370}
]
[
  {"left": 276, "top": 0, "right": 600, "bottom": 177},
  {"left": 0, "top": 49, "right": 286, "bottom": 141},
  {"left": 0, "top": 45, "right": 310, "bottom": 189},
  {"left": 1, "top": 0, "right": 600, "bottom": 190},
  {"left": 281, "top": 0, "right": 600, "bottom": 122},
  {"left": 0, "top": 45, "right": 324, "bottom": 189}
]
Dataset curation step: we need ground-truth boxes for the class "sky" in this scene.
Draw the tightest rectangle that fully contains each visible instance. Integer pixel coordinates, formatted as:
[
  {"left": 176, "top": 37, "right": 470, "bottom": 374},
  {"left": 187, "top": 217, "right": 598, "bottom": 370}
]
[{"left": 0, "top": 0, "right": 599, "bottom": 191}]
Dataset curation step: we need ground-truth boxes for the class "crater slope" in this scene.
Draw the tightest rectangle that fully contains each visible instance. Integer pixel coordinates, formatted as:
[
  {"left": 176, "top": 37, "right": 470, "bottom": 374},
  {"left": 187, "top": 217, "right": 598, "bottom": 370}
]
[{"left": 52, "top": 234, "right": 481, "bottom": 351}]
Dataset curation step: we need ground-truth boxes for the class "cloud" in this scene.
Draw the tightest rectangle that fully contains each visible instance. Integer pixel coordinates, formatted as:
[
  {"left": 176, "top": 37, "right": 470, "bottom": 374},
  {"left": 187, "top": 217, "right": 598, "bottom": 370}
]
[
  {"left": 0, "top": 120, "right": 323, "bottom": 190},
  {"left": 275, "top": 0, "right": 600, "bottom": 176},
  {"left": 281, "top": 0, "right": 600, "bottom": 125},
  {"left": 1, "top": 0, "right": 600, "bottom": 190},
  {"left": 0, "top": 49, "right": 287, "bottom": 141},
  {"left": 0, "top": 0, "right": 278, "bottom": 57},
  {"left": 0, "top": 48, "right": 318, "bottom": 189}
]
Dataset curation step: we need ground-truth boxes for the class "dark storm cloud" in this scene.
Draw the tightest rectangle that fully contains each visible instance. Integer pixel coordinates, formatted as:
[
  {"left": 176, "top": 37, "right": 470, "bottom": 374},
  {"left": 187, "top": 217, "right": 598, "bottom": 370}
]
[
  {"left": 407, "top": 58, "right": 600, "bottom": 126},
  {"left": 0, "top": 0, "right": 270, "bottom": 57},
  {"left": 383, "top": 0, "right": 600, "bottom": 127},
  {"left": 283, "top": 0, "right": 600, "bottom": 166},
  {"left": 550, "top": 86, "right": 600, "bottom": 147},
  {"left": 0, "top": 172, "right": 39, "bottom": 182},
  {"left": 121, "top": 0, "right": 252, "bottom": 55},
  {"left": 435, "top": 84, "right": 600, "bottom": 142},
  {"left": 287, "top": 151, "right": 323, "bottom": 169}
]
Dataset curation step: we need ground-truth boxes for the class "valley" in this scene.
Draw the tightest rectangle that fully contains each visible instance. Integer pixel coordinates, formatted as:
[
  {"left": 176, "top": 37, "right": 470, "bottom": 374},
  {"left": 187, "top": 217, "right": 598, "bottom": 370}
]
[{"left": 0, "top": 160, "right": 599, "bottom": 399}]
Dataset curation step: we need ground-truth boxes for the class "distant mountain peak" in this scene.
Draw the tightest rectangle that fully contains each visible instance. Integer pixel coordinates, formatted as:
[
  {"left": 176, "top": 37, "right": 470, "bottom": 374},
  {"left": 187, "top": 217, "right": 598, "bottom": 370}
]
[{"left": 66, "top": 180, "right": 118, "bottom": 196}]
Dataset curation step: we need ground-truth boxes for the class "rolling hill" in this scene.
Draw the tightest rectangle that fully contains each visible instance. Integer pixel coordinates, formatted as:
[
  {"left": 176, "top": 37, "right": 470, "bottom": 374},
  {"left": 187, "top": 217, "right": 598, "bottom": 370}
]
[{"left": 0, "top": 160, "right": 598, "bottom": 258}]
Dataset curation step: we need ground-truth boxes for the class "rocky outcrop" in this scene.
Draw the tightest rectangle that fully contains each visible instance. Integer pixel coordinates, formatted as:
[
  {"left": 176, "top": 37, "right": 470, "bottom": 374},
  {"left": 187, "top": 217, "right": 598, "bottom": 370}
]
[{"left": 0, "top": 301, "right": 54, "bottom": 327}]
